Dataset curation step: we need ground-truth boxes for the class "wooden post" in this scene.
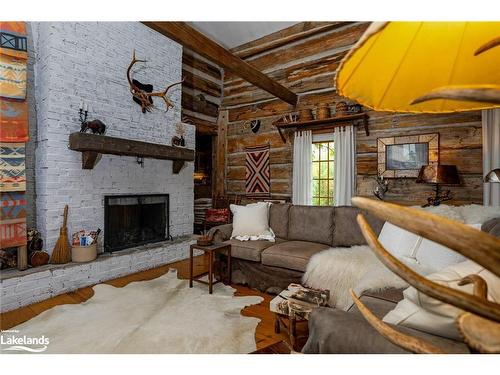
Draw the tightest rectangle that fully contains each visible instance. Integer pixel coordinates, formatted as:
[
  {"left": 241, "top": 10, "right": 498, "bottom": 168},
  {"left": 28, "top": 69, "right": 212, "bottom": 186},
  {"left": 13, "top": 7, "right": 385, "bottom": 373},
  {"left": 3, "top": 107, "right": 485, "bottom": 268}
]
[{"left": 214, "top": 110, "right": 228, "bottom": 197}]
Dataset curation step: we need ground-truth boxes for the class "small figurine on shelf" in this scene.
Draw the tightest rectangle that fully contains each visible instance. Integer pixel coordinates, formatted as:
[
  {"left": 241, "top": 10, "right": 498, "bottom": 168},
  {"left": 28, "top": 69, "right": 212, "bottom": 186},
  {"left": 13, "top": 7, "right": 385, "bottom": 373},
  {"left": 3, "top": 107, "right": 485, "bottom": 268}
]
[
  {"left": 79, "top": 101, "right": 106, "bottom": 135},
  {"left": 172, "top": 122, "right": 186, "bottom": 147}
]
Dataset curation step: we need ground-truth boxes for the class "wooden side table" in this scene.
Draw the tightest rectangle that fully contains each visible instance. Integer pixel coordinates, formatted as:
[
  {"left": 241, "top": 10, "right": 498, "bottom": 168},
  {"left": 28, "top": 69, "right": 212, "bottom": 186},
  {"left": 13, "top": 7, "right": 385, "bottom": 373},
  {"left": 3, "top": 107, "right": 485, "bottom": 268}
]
[{"left": 189, "top": 242, "right": 231, "bottom": 294}]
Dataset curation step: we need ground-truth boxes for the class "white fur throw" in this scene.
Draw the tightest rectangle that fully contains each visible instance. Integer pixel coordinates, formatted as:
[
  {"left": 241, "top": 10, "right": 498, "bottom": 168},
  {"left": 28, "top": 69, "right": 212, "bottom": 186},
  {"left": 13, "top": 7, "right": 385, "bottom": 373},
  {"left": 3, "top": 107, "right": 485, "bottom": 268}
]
[{"left": 302, "top": 246, "right": 433, "bottom": 310}]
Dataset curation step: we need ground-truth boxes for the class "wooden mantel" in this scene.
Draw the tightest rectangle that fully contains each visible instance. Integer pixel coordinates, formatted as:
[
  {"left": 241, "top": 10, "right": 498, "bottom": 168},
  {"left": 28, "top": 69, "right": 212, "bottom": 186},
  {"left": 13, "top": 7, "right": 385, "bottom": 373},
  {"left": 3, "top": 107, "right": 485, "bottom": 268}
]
[{"left": 69, "top": 132, "right": 195, "bottom": 173}]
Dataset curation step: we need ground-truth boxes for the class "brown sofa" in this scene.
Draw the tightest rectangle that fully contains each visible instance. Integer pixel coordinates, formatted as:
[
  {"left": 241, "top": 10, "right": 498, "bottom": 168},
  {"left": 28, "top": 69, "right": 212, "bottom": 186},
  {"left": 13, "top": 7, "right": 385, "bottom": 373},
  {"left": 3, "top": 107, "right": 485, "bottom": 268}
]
[
  {"left": 303, "top": 288, "right": 470, "bottom": 353},
  {"left": 208, "top": 203, "right": 385, "bottom": 293}
]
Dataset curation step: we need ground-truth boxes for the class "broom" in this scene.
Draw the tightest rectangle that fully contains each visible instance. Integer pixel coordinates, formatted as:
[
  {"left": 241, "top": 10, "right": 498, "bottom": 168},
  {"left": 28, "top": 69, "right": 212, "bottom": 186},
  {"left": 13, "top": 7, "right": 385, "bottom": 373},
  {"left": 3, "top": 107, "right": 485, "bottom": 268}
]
[{"left": 50, "top": 205, "right": 71, "bottom": 264}]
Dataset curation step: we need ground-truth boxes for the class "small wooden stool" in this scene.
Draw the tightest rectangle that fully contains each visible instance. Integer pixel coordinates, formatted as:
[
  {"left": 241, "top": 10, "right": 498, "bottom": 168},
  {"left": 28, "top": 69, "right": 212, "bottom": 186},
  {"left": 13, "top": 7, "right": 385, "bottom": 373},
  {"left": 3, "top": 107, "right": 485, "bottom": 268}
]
[{"left": 189, "top": 243, "right": 231, "bottom": 294}]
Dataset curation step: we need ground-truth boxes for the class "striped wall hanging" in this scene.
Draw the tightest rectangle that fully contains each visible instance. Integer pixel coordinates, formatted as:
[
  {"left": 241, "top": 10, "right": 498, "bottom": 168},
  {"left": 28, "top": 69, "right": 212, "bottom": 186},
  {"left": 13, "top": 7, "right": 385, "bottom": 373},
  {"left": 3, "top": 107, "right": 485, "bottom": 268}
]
[
  {"left": 0, "top": 142, "right": 26, "bottom": 191},
  {"left": 0, "top": 191, "right": 27, "bottom": 247},
  {"left": 245, "top": 144, "right": 271, "bottom": 198}
]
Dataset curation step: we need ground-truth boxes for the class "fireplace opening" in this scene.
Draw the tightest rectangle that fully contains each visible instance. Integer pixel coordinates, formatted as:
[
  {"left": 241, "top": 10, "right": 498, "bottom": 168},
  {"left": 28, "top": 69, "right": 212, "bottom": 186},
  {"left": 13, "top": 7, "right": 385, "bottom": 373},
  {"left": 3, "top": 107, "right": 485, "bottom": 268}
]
[{"left": 104, "top": 194, "right": 170, "bottom": 252}]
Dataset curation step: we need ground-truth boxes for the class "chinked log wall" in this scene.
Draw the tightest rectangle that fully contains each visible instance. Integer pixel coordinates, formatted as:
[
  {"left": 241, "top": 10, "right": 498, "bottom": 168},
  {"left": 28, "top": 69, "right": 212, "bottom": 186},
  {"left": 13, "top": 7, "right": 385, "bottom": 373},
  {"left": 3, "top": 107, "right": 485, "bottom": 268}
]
[
  {"left": 181, "top": 48, "right": 223, "bottom": 135},
  {"left": 220, "top": 22, "right": 483, "bottom": 205}
]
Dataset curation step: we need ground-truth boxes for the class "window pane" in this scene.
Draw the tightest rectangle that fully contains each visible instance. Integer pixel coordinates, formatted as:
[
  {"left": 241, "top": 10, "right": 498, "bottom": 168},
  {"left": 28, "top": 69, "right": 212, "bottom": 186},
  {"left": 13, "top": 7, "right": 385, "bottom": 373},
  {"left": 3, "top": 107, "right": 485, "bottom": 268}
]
[
  {"left": 320, "top": 180, "right": 328, "bottom": 196},
  {"left": 312, "top": 162, "right": 319, "bottom": 179},
  {"left": 329, "top": 180, "right": 334, "bottom": 197},
  {"left": 312, "top": 144, "right": 320, "bottom": 161},
  {"left": 319, "top": 198, "right": 328, "bottom": 206},
  {"left": 319, "top": 143, "right": 328, "bottom": 160},
  {"left": 312, "top": 180, "right": 319, "bottom": 197},
  {"left": 312, "top": 197, "right": 319, "bottom": 206},
  {"left": 320, "top": 161, "right": 328, "bottom": 178},
  {"left": 328, "top": 143, "right": 334, "bottom": 160},
  {"left": 329, "top": 162, "right": 334, "bottom": 178}
]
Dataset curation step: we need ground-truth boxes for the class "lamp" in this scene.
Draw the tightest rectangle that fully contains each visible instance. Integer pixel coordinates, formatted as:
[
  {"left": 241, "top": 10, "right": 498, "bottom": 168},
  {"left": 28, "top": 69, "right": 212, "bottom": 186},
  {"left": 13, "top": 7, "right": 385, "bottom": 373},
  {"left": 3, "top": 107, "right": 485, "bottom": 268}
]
[
  {"left": 335, "top": 22, "right": 500, "bottom": 112},
  {"left": 416, "top": 165, "right": 460, "bottom": 207},
  {"left": 484, "top": 168, "right": 500, "bottom": 183}
]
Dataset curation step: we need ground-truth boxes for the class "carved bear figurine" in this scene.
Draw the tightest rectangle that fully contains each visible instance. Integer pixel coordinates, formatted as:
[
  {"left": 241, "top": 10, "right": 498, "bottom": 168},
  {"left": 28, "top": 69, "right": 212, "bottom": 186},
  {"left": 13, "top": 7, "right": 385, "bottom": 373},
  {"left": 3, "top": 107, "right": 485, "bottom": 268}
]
[{"left": 80, "top": 119, "right": 106, "bottom": 135}]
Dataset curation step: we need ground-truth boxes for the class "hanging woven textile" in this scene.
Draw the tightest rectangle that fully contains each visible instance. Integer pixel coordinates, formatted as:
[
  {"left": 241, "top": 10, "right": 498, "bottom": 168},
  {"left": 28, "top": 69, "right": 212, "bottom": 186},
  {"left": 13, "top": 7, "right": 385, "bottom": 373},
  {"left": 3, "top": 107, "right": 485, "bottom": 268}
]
[{"left": 0, "top": 21, "right": 29, "bottom": 142}]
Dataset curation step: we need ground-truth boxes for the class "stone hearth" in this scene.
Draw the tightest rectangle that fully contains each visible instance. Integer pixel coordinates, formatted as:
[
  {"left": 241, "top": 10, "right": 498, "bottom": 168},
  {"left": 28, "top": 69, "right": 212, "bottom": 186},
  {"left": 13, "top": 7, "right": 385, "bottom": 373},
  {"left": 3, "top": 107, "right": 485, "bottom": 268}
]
[{"left": 1, "top": 236, "right": 198, "bottom": 313}]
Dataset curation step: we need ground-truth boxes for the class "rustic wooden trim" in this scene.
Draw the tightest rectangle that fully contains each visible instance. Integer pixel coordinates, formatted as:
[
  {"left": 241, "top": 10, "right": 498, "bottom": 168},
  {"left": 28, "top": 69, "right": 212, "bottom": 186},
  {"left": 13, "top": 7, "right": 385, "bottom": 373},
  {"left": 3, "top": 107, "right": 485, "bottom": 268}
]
[
  {"left": 214, "top": 110, "right": 228, "bottom": 196},
  {"left": 232, "top": 22, "right": 353, "bottom": 59},
  {"left": 181, "top": 114, "right": 218, "bottom": 135},
  {"left": 82, "top": 151, "right": 99, "bottom": 169},
  {"left": 69, "top": 133, "right": 194, "bottom": 174},
  {"left": 143, "top": 22, "right": 298, "bottom": 106},
  {"left": 274, "top": 113, "right": 368, "bottom": 143},
  {"left": 182, "top": 49, "right": 223, "bottom": 81}
]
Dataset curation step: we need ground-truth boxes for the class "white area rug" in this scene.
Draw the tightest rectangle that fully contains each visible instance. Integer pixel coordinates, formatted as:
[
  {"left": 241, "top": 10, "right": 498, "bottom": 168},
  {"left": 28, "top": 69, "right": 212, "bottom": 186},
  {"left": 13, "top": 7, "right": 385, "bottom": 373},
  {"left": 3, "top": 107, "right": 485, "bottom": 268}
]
[{"left": 9, "top": 269, "right": 263, "bottom": 354}]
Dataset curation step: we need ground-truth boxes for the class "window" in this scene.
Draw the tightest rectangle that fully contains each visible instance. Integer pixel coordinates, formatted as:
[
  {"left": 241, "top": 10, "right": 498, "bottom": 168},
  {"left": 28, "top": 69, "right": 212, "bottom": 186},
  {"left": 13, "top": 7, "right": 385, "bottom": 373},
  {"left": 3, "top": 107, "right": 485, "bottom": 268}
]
[{"left": 312, "top": 141, "right": 334, "bottom": 206}]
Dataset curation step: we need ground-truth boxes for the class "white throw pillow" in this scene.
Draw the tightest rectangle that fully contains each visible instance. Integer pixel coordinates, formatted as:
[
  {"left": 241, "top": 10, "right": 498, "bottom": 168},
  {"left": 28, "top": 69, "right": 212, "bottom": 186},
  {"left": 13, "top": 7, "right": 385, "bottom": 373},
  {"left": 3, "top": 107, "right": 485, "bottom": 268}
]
[
  {"left": 230, "top": 202, "right": 275, "bottom": 242},
  {"left": 383, "top": 260, "right": 500, "bottom": 340},
  {"left": 377, "top": 222, "right": 421, "bottom": 258},
  {"left": 414, "top": 224, "right": 481, "bottom": 272}
]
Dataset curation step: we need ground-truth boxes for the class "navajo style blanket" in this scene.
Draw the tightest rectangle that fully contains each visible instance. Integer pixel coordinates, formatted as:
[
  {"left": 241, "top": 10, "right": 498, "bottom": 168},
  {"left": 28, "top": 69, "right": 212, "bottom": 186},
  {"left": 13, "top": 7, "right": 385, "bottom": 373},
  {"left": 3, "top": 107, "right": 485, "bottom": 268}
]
[
  {"left": 0, "top": 191, "right": 27, "bottom": 248},
  {"left": 0, "top": 21, "right": 29, "bottom": 142},
  {"left": 245, "top": 144, "right": 270, "bottom": 198},
  {"left": 0, "top": 142, "right": 26, "bottom": 192}
]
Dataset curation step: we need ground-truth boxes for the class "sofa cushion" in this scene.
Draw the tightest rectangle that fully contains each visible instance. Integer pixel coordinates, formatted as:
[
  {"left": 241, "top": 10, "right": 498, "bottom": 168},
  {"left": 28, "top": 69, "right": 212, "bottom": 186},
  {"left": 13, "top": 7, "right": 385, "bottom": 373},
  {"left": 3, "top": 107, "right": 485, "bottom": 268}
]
[
  {"left": 288, "top": 206, "right": 334, "bottom": 245},
  {"left": 224, "top": 238, "right": 286, "bottom": 262},
  {"left": 269, "top": 203, "right": 291, "bottom": 239},
  {"left": 261, "top": 240, "right": 330, "bottom": 272},
  {"left": 332, "top": 206, "right": 385, "bottom": 247}
]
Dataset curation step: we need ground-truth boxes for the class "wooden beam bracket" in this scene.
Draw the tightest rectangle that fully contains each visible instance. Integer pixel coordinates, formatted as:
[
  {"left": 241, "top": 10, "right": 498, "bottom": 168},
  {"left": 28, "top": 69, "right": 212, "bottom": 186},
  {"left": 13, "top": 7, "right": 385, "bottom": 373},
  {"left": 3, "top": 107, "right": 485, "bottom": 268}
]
[
  {"left": 142, "top": 22, "right": 298, "bottom": 106},
  {"left": 69, "top": 132, "right": 195, "bottom": 174}
]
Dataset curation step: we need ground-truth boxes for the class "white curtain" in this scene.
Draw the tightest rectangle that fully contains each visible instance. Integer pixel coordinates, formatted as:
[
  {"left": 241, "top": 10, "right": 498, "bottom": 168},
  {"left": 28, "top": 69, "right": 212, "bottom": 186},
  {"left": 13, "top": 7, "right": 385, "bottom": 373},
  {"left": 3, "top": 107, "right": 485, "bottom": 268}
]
[
  {"left": 333, "top": 125, "right": 356, "bottom": 206},
  {"left": 482, "top": 109, "right": 500, "bottom": 206},
  {"left": 292, "top": 130, "right": 312, "bottom": 205}
]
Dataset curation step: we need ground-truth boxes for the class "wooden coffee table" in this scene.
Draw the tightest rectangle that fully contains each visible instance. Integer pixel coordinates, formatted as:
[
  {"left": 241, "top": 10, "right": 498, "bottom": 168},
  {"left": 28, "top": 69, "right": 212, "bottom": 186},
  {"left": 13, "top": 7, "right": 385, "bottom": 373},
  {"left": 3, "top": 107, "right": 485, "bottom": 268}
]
[{"left": 189, "top": 242, "right": 231, "bottom": 294}]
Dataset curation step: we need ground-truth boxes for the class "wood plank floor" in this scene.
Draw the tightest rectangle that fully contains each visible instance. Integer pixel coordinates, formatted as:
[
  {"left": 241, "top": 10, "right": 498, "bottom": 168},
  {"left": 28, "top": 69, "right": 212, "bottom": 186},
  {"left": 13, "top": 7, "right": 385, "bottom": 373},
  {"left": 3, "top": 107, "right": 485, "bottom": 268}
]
[{"left": 0, "top": 254, "right": 293, "bottom": 351}]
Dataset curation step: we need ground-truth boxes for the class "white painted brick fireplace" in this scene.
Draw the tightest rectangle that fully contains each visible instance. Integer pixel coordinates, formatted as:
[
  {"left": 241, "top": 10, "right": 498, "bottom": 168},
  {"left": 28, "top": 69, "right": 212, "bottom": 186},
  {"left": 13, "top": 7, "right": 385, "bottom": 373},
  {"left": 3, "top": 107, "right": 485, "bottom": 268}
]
[
  {"left": 0, "top": 22, "right": 196, "bottom": 313},
  {"left": 32, "top": 22, "right": 194, "bottom": 252}
]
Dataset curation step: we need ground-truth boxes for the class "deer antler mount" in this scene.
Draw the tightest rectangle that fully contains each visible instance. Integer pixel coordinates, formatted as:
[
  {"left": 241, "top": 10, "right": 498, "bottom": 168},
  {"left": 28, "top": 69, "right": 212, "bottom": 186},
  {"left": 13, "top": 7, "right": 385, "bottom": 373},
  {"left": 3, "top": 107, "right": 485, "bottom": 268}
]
[{"left": 127, "top": 51, "right": 184, "bottom": 113}]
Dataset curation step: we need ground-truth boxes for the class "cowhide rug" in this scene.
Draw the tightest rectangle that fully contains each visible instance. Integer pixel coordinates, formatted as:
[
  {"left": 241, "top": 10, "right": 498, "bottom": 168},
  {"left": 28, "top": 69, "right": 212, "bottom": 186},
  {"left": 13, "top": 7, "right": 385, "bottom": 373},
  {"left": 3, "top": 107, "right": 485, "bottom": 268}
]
[{"left": 7, "top": 269, "right": 263, "bottom": 354}]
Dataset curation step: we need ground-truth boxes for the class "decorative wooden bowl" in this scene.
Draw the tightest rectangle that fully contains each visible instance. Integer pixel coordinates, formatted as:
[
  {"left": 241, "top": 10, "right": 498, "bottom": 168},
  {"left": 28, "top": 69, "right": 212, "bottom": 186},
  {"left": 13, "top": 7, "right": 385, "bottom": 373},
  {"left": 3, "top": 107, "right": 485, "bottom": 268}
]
[
  {"left": 335, "top": 101, "right": 348, "bottom": 116},
  {"left": 298, "top": 108, "right": 314, "bottom": 121},
  {"left": 316, "top": 103, "right": 331, "bottom": 120},
  {"left": 197, "top": 236, "right": 213, "bottom": 246}
]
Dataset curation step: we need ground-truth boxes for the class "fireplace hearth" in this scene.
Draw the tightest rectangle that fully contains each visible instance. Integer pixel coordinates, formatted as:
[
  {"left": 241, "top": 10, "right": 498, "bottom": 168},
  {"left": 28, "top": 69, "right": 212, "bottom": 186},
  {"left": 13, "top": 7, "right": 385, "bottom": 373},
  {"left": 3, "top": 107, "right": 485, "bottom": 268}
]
[{"left": 104, "top": 194, "right": 170, "bottom": 252}]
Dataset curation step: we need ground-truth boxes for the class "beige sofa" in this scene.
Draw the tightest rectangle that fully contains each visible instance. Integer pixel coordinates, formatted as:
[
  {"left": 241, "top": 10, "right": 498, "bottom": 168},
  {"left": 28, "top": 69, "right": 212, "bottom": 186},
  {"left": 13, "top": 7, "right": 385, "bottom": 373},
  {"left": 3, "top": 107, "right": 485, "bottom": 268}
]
[{"left": 209, "top": 203, "right": 385, "bottom": 292}]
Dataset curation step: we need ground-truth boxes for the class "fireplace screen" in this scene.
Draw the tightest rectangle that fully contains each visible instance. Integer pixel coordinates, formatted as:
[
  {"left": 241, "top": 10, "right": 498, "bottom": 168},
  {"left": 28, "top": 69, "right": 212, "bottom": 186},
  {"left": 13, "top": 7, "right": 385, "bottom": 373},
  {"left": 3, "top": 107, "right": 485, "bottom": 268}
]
[{"left": 104, "top": 194, "right": 169, "bottom": 252}]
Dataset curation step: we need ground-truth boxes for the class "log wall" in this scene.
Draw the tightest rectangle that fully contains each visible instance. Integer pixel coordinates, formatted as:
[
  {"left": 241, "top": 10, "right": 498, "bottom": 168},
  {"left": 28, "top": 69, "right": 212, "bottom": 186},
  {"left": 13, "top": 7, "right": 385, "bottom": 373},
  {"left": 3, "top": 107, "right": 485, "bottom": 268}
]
[
  {"left": 181, "top": 48, "right": 223, "bottom": 135},
  {"left": 221, "top": 22, "right": 483, "bottom": 205}
]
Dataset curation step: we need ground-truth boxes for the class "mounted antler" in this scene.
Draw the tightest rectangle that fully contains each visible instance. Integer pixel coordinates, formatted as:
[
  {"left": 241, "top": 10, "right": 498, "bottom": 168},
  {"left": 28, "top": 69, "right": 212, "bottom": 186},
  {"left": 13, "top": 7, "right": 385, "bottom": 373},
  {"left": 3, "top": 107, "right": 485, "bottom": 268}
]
[
  {"left": 351, "top": 197, "right": 500, "bottom": 353},
  {"left": 127, "top": 50, "right": 184, "bottom": 113}
]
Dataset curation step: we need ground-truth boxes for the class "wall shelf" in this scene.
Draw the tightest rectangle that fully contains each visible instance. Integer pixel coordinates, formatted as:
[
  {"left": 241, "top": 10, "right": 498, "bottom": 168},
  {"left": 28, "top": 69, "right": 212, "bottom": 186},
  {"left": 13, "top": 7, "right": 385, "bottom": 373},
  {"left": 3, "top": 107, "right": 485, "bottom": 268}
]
[
  {"left": 69, "top": 132, "right": 195, "bottom": 173},
  {"left": 273, "top": 112, "right": 369, "bottom": 143}
]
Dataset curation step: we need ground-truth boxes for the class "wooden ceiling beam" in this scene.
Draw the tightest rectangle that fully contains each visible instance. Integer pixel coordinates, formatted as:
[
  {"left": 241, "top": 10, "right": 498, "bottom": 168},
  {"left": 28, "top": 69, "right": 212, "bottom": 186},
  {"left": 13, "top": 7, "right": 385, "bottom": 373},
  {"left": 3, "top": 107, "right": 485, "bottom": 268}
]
[{"left": 142, "top": 22, "right": 298, "bottom": 106}]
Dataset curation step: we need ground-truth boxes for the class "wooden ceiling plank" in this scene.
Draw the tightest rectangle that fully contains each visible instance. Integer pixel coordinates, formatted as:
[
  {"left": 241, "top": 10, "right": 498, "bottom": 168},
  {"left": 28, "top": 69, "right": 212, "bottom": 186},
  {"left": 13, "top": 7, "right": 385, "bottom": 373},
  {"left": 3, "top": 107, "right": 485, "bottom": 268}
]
[{"left": 142, "top": 22, "right": 298, "bottom": 106}]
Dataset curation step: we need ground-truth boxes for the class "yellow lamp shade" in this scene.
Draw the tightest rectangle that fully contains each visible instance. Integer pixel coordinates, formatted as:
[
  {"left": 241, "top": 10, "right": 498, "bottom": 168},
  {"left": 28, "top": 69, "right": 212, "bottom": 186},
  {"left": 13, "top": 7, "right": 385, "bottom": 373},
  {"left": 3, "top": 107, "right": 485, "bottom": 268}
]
[{"left": 336, "top": 22, "right": 500, "bottom": 113}]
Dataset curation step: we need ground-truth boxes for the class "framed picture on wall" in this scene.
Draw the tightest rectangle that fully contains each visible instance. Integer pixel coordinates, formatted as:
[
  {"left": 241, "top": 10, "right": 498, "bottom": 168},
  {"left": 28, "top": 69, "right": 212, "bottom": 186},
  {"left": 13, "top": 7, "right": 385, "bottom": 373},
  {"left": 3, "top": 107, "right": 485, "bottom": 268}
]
[{"left": 377, "top": 133, "right": 439, "bottom": 178}]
